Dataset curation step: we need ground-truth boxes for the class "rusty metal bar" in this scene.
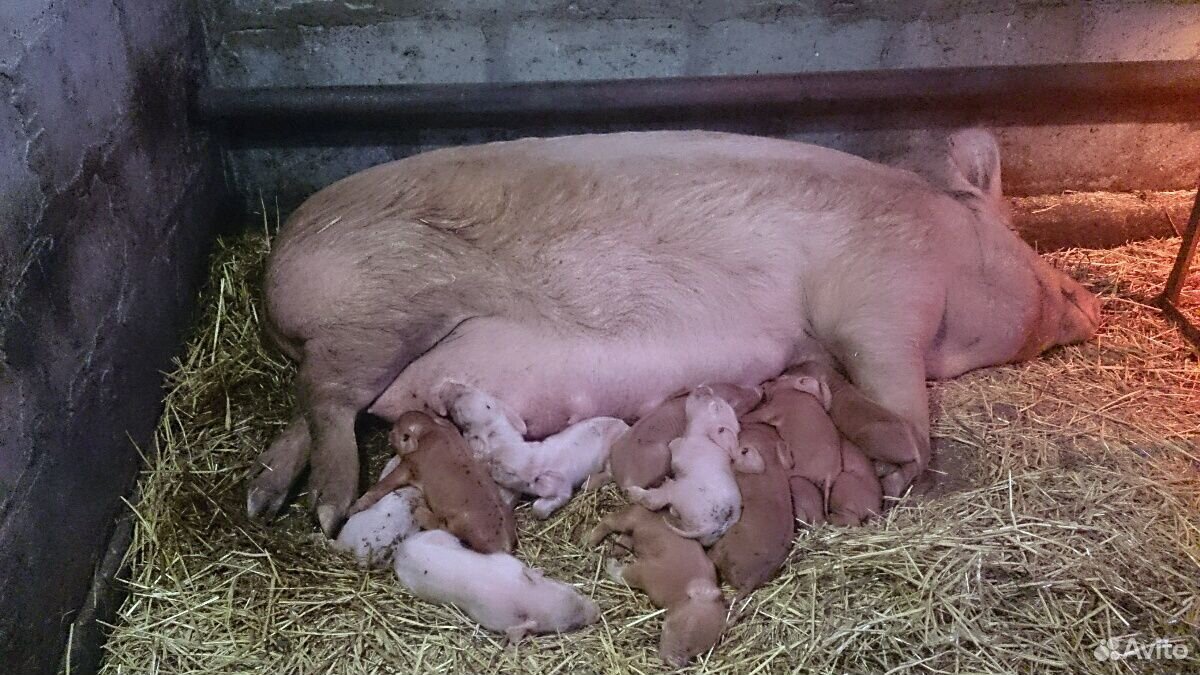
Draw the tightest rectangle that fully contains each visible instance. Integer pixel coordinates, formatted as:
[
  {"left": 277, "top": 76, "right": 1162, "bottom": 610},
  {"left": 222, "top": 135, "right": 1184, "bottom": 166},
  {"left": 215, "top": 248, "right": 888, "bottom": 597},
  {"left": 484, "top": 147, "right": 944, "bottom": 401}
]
[
  {"left": 1157, "top": 175, "right": 1200, "bottom": 350},
  {"left": 195, "top": 60, "right": 1200, "bottom": 139}
]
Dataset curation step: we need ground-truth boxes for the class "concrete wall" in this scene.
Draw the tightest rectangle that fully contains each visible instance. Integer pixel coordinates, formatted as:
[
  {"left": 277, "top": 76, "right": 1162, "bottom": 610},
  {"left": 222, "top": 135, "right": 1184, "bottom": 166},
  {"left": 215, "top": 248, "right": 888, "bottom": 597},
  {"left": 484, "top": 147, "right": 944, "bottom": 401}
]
[
  {"left": 0, "top": 2, "right": 221, "bottom": 674},
  {"left": 201, "top": 0, "right": 1200, "bottom": 214}
]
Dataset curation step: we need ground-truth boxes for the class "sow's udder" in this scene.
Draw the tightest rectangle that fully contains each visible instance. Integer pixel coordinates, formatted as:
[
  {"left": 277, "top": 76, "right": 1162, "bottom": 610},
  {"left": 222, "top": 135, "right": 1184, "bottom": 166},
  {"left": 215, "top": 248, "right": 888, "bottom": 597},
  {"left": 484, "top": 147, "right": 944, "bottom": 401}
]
[{"left": 368, "top": 318, "right": 793, "bottom": 438}]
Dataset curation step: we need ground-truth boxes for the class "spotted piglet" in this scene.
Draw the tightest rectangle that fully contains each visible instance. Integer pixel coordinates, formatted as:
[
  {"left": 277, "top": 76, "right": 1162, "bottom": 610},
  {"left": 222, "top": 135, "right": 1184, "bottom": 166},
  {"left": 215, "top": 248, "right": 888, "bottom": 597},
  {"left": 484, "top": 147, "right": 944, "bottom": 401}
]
[
  {"left": 626, "top": 386, "right": 742, "bottom": 545},
  {"left": 707, "top": 422, "right": 795, "bottom": 597},
  {"left": 333, "top": 457, "right": 424, "bottom": 567},
  {"left": 349, "top": 411, "right": 517, "bottom": 553},
  {"left": 437, "top": 381, "right": 628, "bottom": 518}
]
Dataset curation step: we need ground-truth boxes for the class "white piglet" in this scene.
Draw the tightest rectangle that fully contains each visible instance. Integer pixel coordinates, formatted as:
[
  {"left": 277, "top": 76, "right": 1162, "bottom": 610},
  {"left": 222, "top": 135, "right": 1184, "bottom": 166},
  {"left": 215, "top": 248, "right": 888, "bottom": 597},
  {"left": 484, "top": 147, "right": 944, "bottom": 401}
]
[
  {"left": 627, "top": 386, "right": 742, "bottom": 546},
  {"left": 393, "top": 529, "right": 600, "bottom": 643},
  {"left": 438, "top": 381, "right": 629, "bottom": 518},
  {"left": 333, "top": 457, "right": 423, "bottom": 567},
  {"left": 438, "top": 381, "right": 529, "bottom": 460}
]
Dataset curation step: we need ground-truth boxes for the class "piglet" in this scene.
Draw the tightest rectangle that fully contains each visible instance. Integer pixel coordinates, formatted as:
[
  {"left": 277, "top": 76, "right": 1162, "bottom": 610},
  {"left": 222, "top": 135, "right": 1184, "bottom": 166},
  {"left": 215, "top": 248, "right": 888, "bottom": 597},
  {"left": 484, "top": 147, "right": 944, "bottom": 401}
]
[
  {"left": 394, "top": 530, "right": 599, "bottom": 643},
  {"left": 828, "top": 438, "right": 883, "bottom": 526},
  {"left": 589, "top": 505, "right": 726, "bottom": 667},
  {"left": 490, "top": 416, "right": 630, "bottom": 518},
  {"left": 609, "top": 383, "right": 763, "bottom": 490},
  {"left": 707, "top": 422, "right": 795, "bottom": 597},
  {"left": 438, "top": 381, "right": 628, "bottom": 518},
  {"left": 350, "top": 411, "right": 517, "bottom": 553},
  {"left": 789, "top": 476, "right": 826, "bottom": 527},
  {"left": 333, "top": 457, "right": 424, "bottom": 567},
  {"left": 743, "top": 373, "right": 842, "bottom": 503},
  {"left": 786, "top": 361, "right": 926, "bottom": 498},
  {"left": 626, "top": 386, "right": 742, "bottom": 545},
  {"left": 437, "top": 380, "right": 527, "bottom": 460}
]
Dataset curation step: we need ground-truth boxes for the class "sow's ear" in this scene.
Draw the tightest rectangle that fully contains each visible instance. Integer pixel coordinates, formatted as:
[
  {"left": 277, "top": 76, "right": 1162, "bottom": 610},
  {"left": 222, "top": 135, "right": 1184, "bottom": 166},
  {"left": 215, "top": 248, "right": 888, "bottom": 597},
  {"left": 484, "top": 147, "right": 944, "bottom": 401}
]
[{"left": 945, "top": 128, "right": 1002, "bottom": 203}]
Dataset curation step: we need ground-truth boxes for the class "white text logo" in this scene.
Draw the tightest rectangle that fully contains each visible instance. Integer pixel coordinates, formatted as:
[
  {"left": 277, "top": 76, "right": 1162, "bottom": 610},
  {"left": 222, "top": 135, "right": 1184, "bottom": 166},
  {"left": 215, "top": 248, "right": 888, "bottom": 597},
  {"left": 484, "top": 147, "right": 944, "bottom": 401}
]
[{"left": 1093, "top": 637, "right": 1189, "bottom": 662}]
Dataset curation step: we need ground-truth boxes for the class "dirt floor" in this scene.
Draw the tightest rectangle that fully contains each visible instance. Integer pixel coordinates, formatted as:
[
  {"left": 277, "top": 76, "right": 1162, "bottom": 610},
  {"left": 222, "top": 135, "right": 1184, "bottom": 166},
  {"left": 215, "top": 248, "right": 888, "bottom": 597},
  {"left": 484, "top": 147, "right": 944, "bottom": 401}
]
[{"left": 98, "top": 232, "right": 1199, "bottom": 675}]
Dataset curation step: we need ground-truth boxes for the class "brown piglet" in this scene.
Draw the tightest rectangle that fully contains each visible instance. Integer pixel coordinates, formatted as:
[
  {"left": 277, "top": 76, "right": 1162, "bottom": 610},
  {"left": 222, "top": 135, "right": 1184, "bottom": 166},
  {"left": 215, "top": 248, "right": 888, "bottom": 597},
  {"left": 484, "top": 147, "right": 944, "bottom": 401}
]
[
  {"left": 707, "top": 422, "right": 795, "bottom": 597},
  {"left": 350, "top": 411, "right": 517, "bottom": 553},
  {"left": 787, "top": 361, "right": 926, "bottom": 498},
  {"left": 609, "top": 383, "right": 762, "bottom": 490},
  {"left": 589, "top": 505, "right": 727, "bottom": 667},
  {"left": 789, "top": 475, "right": 826, "bottom": 526},
  {"left": 828, "top": 438, "right": 883, "bottom": 527},
  {"left": 743, "top": 374, "right": 842, "bottom": 501}
]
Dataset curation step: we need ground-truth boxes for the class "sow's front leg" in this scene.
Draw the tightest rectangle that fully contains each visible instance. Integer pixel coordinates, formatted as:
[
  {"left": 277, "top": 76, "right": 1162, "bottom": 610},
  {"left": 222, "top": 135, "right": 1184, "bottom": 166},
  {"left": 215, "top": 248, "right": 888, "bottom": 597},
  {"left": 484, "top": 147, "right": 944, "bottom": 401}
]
[
  {"left": 807, "top": 310, "right": 934, "bottom": 499},
  {"left": 790, "top": 360, "right": 925, "bottom": 488},
  {"left": 837, "top": 348, "right": 931, "bottom": 499}
]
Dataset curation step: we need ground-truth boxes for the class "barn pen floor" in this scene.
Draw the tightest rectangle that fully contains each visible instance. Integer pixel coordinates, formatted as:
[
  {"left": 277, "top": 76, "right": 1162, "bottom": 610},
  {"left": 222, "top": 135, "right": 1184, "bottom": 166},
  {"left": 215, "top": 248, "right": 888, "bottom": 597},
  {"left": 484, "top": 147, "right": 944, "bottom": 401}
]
[{"left": 98, "top": 226, "right": 1200, "bottom": 675}]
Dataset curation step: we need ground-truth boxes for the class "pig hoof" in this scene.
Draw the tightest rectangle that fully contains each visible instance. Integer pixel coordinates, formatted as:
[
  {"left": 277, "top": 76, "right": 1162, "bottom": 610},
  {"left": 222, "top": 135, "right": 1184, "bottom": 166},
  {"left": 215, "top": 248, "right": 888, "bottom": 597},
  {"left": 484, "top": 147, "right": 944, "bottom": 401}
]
[
  {"left": 316, "top": 504, "right": 346, "bottom": 538},
  {"left": 604, "top": 559, "right": 627, "bottom": 584},
  {"left": 246, "top": 485, "right": 288, "bottom": 521},
  {"left": 881, "top": 471, "right": 911, "bottom": 499},
  {"left": 625, "top": 486, "right": 650, "bottom": 505},
  {"left": 828, "top": 513, "right": 856, "bottom": 527},
  {"left": 532, "top": 495, "right": 567, "bottom": 519}
]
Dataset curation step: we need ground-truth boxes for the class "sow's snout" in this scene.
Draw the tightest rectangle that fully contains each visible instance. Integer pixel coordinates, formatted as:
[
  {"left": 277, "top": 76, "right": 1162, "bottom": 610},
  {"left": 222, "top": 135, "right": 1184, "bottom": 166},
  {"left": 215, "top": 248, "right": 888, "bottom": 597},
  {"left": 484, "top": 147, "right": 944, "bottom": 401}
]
[
  {"left": 1052, "top": 271, "right": 1101, "bottom": 347},
  {"left": 1011, "top": 256, "right": 1102, "bottom": 364}
]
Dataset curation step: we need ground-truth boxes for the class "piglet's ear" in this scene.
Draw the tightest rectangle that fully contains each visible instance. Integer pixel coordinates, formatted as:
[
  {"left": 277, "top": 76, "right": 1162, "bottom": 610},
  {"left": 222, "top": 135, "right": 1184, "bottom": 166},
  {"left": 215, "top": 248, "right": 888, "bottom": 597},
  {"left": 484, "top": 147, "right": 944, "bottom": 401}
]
[
  {"left": 815, "top": 380, "right": 831, "bottom": 411},
  {"left": 734, "top": 447, "right": 765, "bottom": 474},
  {"left": 789, "top": 376, "right": 832, "bottom": 411},
  {"left": 668, "top": 438, "right": 683, "bottom": 454},
  {"left": 430, "top": 378, "right": 467, "bottom": 415},
  {"left": 708, "top": 425, "right": 738, "bottom": 454},
  {"left": 775, "top": 441, "right": 793, "bottom": 470},
  {"left": 494, "top": 396, "right": 527, "bottom": 436}
]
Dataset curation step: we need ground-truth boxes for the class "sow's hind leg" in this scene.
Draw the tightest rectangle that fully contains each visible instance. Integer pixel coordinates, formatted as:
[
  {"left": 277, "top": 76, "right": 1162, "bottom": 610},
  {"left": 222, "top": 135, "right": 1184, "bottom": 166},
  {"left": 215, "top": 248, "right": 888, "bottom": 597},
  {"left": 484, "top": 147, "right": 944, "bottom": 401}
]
[
  {"left": 248, "top": 320, "right": 440, "bottom": 536},
  {"left": 247, "top": 206, "right": 498, "bottom": 534},
  {"left": 246, "top": 414, "right": 311, "bottom": 521}
]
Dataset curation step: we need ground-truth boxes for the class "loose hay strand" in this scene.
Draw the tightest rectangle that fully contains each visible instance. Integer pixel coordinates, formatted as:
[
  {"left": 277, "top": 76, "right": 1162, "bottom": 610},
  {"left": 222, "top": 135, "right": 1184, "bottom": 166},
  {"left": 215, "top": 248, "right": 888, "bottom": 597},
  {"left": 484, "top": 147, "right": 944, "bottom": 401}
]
[{"left": 99, "top": 232, "right": 1200, "bottom": 674}]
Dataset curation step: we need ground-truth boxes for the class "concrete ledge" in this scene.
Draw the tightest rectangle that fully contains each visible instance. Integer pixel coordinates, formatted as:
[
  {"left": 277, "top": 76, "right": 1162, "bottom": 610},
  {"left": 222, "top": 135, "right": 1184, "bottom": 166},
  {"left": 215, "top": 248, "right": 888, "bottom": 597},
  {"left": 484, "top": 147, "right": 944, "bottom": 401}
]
[{"left": 1010, "top": 189, "right": 1195, "bottom": 251}]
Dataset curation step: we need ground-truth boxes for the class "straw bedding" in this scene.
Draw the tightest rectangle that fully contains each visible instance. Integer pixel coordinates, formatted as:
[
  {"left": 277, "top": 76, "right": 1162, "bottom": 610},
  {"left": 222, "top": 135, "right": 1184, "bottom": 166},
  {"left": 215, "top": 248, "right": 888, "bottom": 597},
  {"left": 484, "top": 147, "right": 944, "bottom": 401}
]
[{"left": 98, "top": 224, "right": 1199, "bottom": 674}]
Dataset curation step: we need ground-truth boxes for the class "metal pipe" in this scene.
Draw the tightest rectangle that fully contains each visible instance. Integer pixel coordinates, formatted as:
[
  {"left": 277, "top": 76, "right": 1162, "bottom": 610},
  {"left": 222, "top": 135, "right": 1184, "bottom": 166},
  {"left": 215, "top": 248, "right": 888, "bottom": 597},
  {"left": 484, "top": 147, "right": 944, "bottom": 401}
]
[
  {"left": 196, "top": 61, "right": 1200, "bottom": 135},
  {"left": 1157, "top": 174, "right": 1200, "bottom": 351}
]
